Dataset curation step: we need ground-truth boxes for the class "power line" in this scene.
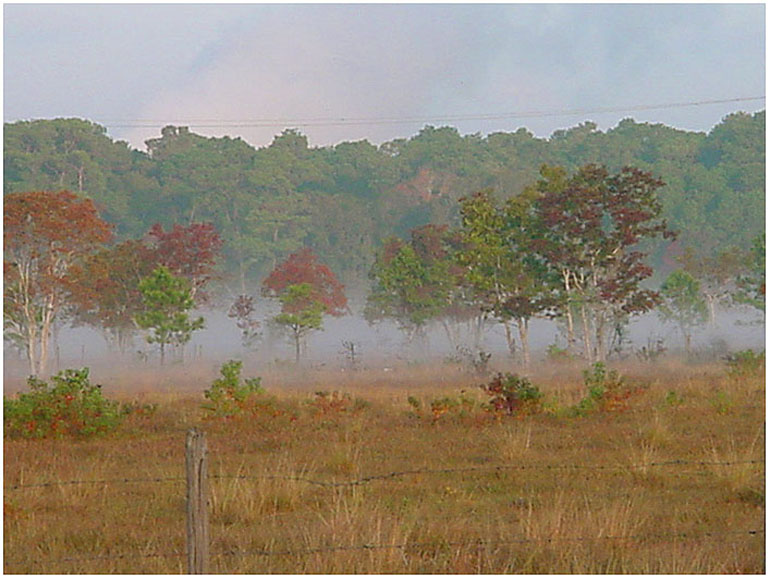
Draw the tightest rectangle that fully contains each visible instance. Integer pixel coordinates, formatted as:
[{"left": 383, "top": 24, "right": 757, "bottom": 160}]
[{"left": 97, "top": 96, "right": 765, "bottom": 129}]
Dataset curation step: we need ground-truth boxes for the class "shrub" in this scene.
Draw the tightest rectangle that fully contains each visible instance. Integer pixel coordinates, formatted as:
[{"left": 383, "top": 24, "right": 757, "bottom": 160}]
[
  {"left": 724, "top": 349, "right": 765, "bottom": 378},
  {"left": 569, "top": 362, "right": 632, "bottom": 416},
  {"left": 546, "top": 343, "right": 573, "bottom": 363},
  {"left": 203, "top": 360, "right": 265, "bottom": 418},
  {"left": 4, "top": 368, "right": 124, "bottom": 438},
  {"left": 447, "top": 346, "right": 492, "bottom": 375},
  {"left": 479, "top": 373, "right": 543, "bottom": 417}
]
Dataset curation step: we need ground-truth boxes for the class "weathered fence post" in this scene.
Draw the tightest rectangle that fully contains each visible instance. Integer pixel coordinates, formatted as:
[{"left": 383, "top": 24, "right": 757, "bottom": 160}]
[{"left": 186, "top": 428, "right": 209, "bottom": 574}]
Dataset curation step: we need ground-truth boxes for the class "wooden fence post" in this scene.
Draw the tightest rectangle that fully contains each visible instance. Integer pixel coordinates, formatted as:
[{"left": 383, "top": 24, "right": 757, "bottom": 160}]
[{"left": 186, "top": 428, "right": 209, "bottom": 574}]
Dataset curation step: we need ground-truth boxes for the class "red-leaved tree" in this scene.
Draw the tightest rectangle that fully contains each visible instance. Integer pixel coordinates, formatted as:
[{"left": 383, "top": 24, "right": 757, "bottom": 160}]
[
  {"left": 145, "top": 222, "right": 223, "bottom": 302},
  {"left": 4, "top": 191, "right": 113, "bottom": 375},
  {"left": 262, "top": 248, "right": 348, "bottom": 316},
  {"left": 67, "top": 239, "right": 158, "bottom": 352}
]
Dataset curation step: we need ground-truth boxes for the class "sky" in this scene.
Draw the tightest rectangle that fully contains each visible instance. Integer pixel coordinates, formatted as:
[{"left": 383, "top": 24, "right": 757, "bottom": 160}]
[{"left": 3, "top": 3, "right": 766, "bottom": 152}]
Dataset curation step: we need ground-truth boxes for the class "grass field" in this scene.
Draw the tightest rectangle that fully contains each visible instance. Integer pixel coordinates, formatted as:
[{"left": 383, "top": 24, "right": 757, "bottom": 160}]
[{"left": 3, "top": 358, "right": 765, "bottom": 573}]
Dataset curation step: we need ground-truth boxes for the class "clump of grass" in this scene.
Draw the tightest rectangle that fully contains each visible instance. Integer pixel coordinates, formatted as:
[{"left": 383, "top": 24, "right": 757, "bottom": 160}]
[{"left": 724, "top": 349, "right": 765, "bottom": 378}]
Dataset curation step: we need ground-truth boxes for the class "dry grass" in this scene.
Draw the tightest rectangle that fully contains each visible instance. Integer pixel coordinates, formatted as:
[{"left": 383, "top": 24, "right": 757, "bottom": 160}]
[{"left": 4, "top": 358, "right": 765, "bottom": 573}]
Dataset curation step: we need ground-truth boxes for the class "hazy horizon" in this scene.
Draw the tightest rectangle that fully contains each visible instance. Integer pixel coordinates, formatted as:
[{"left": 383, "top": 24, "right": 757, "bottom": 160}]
[{"left": 4, "top": 4, "right": 765, "bottom": 152}]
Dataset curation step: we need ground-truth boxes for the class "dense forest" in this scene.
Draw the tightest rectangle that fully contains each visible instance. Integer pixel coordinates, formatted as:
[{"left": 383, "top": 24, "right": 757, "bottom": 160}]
[{"left": 4, "top": 112, "right": 764, "bottom": 293}]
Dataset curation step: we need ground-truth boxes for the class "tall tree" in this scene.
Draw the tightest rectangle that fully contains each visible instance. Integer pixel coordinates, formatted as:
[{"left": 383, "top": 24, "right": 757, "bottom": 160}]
[
  {"left": 658, "top": 269, "right": 708, "bottom": 354},
  {"left": 530, "top": 164, "right": 675, "bottom": 362},
  {"left": 4, "top": 191, "right": 113, "bottom": 375},
  {"left": 366, "top": 227, "right": 461, "bottom": 348},
  {"left": 678, "top": 245, "right": 746, "bottom": 326},
  {"left": 734, "top": 233, "right": 765, "bottom": 317},
  {"left": 457, "top": 189, "right": 549, "bottom": 366}
]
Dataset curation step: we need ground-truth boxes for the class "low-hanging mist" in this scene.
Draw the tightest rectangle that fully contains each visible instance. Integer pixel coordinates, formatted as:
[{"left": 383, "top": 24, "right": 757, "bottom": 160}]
[{"left": 4, "top": 300, "right": 763, "bottom": 391}]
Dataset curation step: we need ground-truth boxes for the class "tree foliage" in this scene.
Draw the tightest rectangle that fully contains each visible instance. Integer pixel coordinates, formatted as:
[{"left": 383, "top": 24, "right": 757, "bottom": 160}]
[
  {"left": 134, "top": 266, "right": 204, "bottom": 364},
  {"left": 658, "top": 269, "right": 708, "bottom": 354},
  {"left": 262, "top": 248, "right": 347, "bottom": 316},
  {"left": 4, "top": 113, "right": 762, "bottom": 288},
  {"left": 4, "top": 190, "right": 113, "bottom": 375},
  {"left": 530, "top": 164, "right": 675, "bottom": 361}
]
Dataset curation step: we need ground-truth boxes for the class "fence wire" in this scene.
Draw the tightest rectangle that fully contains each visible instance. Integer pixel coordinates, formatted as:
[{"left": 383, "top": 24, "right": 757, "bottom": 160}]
[
  {"left": 6, "top": 458, "right": 763, "bottom": 491},
  {"left": 5, "top": 529, "right": 764, "bottom": 567}
]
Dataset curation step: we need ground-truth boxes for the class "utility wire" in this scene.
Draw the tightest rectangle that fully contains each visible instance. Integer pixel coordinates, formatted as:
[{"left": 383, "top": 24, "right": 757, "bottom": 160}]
[{"left": 96, "top": 96, "right": 765, "bottom": 129}]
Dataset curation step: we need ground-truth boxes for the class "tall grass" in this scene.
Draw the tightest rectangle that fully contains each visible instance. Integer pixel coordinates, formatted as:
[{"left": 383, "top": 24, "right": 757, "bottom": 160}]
[{"left": 4, "top": 358, "right": 764, "bottom": 573}]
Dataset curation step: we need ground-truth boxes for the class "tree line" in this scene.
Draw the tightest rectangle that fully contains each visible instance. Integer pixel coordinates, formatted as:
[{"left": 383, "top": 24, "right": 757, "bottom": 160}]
[
  {"left": 4, "top": 112, "right": 764, "bottom": 290},
  {"left": 4, "top": 162, "right": 764, "bottom": 375}
]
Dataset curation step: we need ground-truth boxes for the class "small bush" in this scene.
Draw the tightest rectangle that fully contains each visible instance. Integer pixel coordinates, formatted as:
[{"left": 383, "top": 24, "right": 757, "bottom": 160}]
[
  {"left": 635, "top": 337, "right": 667, "bottom": 362},
  {"left": 724, "top": 349, "right": 765, "bottom": 378},
  {"left": 480, "top": 373, "right": 543, "bottom": 417},
  {"left": 569, "top": 362, "right": 632, "bottom": 416},
  {"left": 446, "top": 346, "right": 492, "bottom": 375},
  {"left": 4, "top": 368, "right": 124, "bottom": 438},
  {"left": 203, "top": 360, "right": 265, "bottom": 418},
  {"left": 546, "top": 343, "right": 573, "bottom": 363}
]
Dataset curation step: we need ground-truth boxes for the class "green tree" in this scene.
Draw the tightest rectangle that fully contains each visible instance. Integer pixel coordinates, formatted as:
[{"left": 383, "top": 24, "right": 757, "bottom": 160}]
[
  {"left": 678, "top": 245, "right": 747, "bottom": 327},
  {"left": 457, "top": 189, "right": 549, "bottom": 366},
  {"left": 658, "top": 269, "right": 708, "bottom": 355},
  {"left": 734, "top": 233, "right": 765, "bottom": 317},
  {"left": 273, "top": 283, "right": 325, "bottom": 363},
  {"left": 366, "top": 229, "right": 457, "bottom": 348},
  {"left": 134, "top": 266, "right": 204, "bottom": 365}
]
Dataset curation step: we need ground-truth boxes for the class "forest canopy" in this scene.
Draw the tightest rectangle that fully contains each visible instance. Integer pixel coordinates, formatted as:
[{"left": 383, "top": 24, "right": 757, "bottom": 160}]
[{"left": 3, "top": 112, "right": 765, "bottom": 291}]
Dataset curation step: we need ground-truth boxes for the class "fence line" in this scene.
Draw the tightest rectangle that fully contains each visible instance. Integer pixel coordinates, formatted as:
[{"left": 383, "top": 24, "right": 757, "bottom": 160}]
[
  {"left": 5, "top": 528, "right": 764, "bottom": 567},
  {"left": 5, "top": 458, "right": 764, "bottom": 492}
]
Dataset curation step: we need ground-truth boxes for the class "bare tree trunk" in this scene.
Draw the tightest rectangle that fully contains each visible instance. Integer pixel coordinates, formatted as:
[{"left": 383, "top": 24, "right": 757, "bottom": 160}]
[
  {"left": 595, "top": 315, "right": 607, "bottom": 363},
  {"left": 294, "top": 329, "right": 301, "bottom": 363},
  {"left": 441, "top": 319, "right": 460, "bottom": 352},
  {"left": 581, "top": 303, "right": 593, "bottom": 362},
  {"left": 517, "top": 317, "right": 531, "bottom": 368},
  {"left": 502, "top": 320, "right": 517, "bottom": 358},
  {"left": 706, "top": 295, "right": 717, "bottom": 328}
]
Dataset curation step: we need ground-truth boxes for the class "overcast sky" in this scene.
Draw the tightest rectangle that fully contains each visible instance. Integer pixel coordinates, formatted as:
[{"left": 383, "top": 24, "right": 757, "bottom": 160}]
[{"left": 3, "top": 3, "right": 765, "bottom": 152}]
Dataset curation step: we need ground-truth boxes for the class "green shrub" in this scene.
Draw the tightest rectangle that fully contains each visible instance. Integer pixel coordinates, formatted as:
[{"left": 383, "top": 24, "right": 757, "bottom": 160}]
[
  {"left": 546, "top": 343, "right": 573, "bottom": 363},
  {"left": 203, "top": 360, "right": 265, "bottom": 418},
  {"left": 569, "top": 362, "right": 630, "bottom": 417},
  {"left": 4, "top": 368, "right": 124, "bottom": 438},
  {"left": 724, "top": 349, "right": 765, "bottom": 378},
  {"left": 480, "top": 373, "right": 543, "bottom": 417}
]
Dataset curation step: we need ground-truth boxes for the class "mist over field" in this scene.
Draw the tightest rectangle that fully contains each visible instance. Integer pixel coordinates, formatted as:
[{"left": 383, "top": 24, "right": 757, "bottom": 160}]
[{"left": 4, "top": 302, "right": 763, "bottom": 393}]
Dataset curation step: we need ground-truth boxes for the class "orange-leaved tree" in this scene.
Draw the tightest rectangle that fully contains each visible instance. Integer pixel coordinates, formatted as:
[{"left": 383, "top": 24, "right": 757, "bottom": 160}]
[{"left": 4, "top": 191, "right": 113, "bottom": 375}]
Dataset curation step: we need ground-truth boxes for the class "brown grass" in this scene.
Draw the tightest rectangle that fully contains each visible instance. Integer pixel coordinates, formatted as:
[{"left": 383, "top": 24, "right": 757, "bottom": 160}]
[{"left": 4, "top": 358, "right": 765, "bottom": 573}]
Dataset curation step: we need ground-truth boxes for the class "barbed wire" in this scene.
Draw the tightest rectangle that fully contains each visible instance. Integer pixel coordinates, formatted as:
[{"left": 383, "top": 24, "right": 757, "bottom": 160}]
[
  {"left": 5, "top": 529, "right": 763, "bottom": 567},
  {"left": 6, "top": 458, "right": 763, "bottom": 491},
  {"left": 211, "top": 528, "right": 765, "bottom": 559},
  {"left": 5, "top": 475, "right": 186, "bottom": 491}
]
